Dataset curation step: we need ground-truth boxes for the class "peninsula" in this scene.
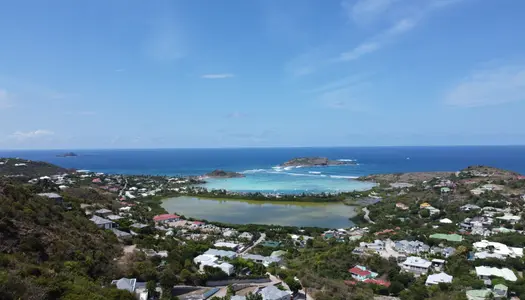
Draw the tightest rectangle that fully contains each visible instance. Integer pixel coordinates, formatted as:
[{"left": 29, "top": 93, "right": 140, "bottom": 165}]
[
  {"left": 204, "top": 169, "right": 245, "bottom": 178},
  {"left": 280, "top": 156, "right": 355, "bottom": 167}
]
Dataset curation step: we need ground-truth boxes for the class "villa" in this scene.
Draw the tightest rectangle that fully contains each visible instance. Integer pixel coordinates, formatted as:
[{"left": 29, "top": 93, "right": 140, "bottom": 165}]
[
  {"left": 259, "top": 285, "right": 291, "bottom": 300},
  {"left": 496, "top": 214, "right": 521, "bottom": 224},
  {"left": 193, "top": 254, "right": 235, "bottom": 275},
  {"left": 425, "top": 272, "right": 453, "bottom": 285},
  {"left": 394, "top": 240, "right": 430, "bottom": 255},
  {"left": 37, "top": 192, "right": 63, "bottom": 204},
  {"left": 358, "top": 240, "right": 385, "bottom": 253},
  {"left": 89, "top": 215, "right": 114, "bottom": 229},
  {"left": 111, "top": 278, "right": 148, "bottom": 300},
  {"left": 203, "top": 249, "right": 238, "bottom": 259},
  {"left": 214, "top": 242, "right": 240, "bottom": 250},
  {"left": 473, "top": 240, "right": 523, "bottom": 260},
  {"left": 348, "top": 265, "right": 378, "bottom": 281},
  {"left": 402, "top": 257, "right": 432, "bottom": 274},
  {"left": 239, "top": 232, "right": 254, "bottom": 240},
  {"left": 153, "top": 213, "right": 180, "bottom": 224},
  {"left": 241, "top": 253, "right": 282, "bottom": 267},
  {"left": 475, "top": 266, "right": 517, "bottom": 282}
]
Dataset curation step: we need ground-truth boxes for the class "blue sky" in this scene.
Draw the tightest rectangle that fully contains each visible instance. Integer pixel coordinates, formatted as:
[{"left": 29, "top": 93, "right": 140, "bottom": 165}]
[{"left": 1, "top": 0, "right": 524, "bottom": 149}]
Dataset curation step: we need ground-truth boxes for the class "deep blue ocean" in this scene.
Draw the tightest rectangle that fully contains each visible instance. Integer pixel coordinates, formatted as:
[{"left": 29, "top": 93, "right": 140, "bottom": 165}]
[{"left": 1, "top": 146, "right": 524, "bottom": 193}]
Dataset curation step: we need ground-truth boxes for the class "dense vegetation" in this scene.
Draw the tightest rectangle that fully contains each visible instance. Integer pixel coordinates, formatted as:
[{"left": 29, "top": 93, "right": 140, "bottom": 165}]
[
  {"left": 0, "top": 158, "right": 69, "bottom": 177},
  {"left": 0, "top": 179, "right": 134, "bottom": 300}
]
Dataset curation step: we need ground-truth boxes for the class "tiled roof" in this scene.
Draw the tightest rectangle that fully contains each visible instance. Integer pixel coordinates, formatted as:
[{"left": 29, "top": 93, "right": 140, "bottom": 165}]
[{"left": 349, "top": 266, "right": 371, "bottom": 277}]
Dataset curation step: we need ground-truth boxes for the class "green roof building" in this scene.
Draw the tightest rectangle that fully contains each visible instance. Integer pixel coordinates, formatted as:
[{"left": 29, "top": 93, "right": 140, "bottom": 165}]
[
  {"left": 429, "top": 233, "right": 463, "bottom": 242},
  {"left": 466, "top": 289, "right": 492, "bottom": 300},
  {"left": 261, "top": 241, "right": 281, "bottom": 248}
]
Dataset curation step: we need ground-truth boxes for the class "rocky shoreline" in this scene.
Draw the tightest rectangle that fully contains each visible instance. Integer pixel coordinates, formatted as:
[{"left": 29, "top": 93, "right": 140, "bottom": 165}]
[
  {"left": 204, "top": 169, "right": 245, "bottom": 178},
  {"left": 280, "top": 157, "right": 356, "bottom": 167}
]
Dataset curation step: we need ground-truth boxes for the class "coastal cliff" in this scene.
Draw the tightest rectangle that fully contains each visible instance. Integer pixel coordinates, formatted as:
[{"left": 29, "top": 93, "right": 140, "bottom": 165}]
[
  {"left": 280, "top": 157, "right": 355, "bottom": 167},
  {"left": 205, "top": 169, "right": 245, "bottom": 178}
]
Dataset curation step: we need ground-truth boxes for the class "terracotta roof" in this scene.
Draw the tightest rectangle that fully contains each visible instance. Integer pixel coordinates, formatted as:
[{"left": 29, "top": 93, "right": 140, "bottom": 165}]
[
  {"left": 349, "top": 266, "right": 371, "bottom": 277},
  {"left": 153, "top": 214, "right": 180, "bottom": 222},
  {"left": 364, "top": 279, "right": 391, "bottom": 287}
]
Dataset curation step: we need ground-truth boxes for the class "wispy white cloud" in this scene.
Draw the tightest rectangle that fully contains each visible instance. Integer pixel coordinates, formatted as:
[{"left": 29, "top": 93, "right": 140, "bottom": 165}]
[
  {"left": 10, "top": 129, "right": 54, "bottom": 140},
  {"left": 307, "top": 73, "right": 373, "bottom": 94},
  {"left": 287, "top": 0, "right": 465, "bottom": 76},
  {"left": 338, "top": 0, "right": 444, "bottom": 63},
  {"left": 201, "top": 73, "right": 235, "bottom": 79},
  {"left": 0, "top": 89, "right": 14, "bottom": 109},
  {"left": 342, "top": 0, "right": 399, "bottom": 25},
  {"left": 284, "top": 46, "right": 332, "bottom": 77},
  {"left": 445, "top": 63, "right": 525, "bottom": 107}
]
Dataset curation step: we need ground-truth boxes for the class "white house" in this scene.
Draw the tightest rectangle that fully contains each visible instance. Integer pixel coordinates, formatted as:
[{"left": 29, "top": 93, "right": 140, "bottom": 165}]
[
  {"left": 239, "top": 232, "right": 254, "bottom": 240},
  {"left": 111, "top": 277, "right": 148, "bottom": 300},
  {"left": 426, "top": 272, "right": 453, "bottom": 285},
  {"left": 214, "top": 242, "right": 240, "bottom": 250},
  {"left": 402, "top": 257, "right": 432, "bottom": 274},
  {"left": 473, "top": 240, "right": 523, "bottom": 260},
  {"left": 475, "top": 266, "right": 517, "bottom": 282},
  {"left": 193, "top": 254, "right": 235, "bottom": 275},
  {"left": 439, "top": 218, "right": 453, "bottom": 224}
]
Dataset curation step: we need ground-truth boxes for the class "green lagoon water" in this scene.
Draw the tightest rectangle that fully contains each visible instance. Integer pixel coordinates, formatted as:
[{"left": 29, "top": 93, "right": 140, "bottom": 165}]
[{"left": 161, "top": 196, "right": 357, "bottom": 228}]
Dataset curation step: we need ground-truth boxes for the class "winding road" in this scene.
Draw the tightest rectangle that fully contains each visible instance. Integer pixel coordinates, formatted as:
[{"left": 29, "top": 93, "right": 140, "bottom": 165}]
[{"left": 362, "top": 207, "right": 375, "bottom": 224}]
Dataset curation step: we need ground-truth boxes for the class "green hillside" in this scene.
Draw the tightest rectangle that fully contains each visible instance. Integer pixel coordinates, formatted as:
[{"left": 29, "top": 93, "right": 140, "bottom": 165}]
[{"left": 0, "top": 179, "right": 134, "bottom": 300}]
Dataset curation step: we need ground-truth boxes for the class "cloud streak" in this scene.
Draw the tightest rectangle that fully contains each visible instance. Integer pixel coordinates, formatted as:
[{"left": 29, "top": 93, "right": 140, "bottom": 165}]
[
  {"left": 445, "top": 63, "right": 525, "bottom": 107},
  {"left": 10, "top": 129, "right": 54, "bottom": 140},
  {"left": 338, "top": 0, "right": 454, "bottom": 62},
  {"left": 342, "top": 0, "right": 399, "bottom": 25},
  {"left": 287, "top": 0, "right": 466, "bottom": 76},
  {"left": 201, "top": 73, "right": 235, "bottom": 79}
]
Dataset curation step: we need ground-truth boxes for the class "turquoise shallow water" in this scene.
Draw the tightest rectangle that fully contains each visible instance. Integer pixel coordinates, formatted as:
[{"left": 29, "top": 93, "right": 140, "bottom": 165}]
[
  {"left": 3, "top": 146, "right": 525, "bottom": 194},
  {"left": 202, "top": 171, "right": 375, "bottom": 194},
  {"left": 162, "top": 196, "right": 357, "bottom": 228}
]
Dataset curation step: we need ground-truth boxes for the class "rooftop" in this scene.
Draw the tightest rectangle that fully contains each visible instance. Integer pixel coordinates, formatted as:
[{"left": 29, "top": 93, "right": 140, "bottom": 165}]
[
  {"left": 429, "top": 233, "right": 463, "bottom": 242},
  {"left": 37, "top": 192, "right": 62, "bottom": 199},
  {"left": 89, "top": 215, "right": 113, "bottom": 225},
  {"left": 153, "top": 213, "right": 180, "bottom": 222}
]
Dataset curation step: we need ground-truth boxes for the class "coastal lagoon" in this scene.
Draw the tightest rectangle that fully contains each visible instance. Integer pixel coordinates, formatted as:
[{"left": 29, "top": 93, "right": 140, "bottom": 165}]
[
  {"left": 202, "top": 173, "right": 375, "bottom": 194},
  {"left": 161, "top": 196, "right": 357, "bottom": 228}
]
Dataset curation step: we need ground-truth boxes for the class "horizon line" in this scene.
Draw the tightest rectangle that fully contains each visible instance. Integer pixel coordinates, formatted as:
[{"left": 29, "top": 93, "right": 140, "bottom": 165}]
[{"left": 1, "top": 144, "right": 525, "bottom": 151}]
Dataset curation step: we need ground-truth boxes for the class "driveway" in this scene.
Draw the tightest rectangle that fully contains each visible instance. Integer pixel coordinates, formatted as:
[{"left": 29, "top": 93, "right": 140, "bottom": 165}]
[{"left": 240, "top": 233, "right": 266, "bottom": 254}]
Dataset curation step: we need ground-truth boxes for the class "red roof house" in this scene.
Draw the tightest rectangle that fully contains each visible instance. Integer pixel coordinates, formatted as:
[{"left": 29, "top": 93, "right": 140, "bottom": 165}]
[
  {"left": 349, "top": 266, "right": 372, "bottom": 277},
  {"left": 153, "top": 214, "right": 180, "bottom": 223}
]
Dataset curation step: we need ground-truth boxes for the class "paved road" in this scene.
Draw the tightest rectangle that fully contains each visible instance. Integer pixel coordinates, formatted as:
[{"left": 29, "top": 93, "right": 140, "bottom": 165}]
[
  {"left": 240, "top": 233, "right": 266, "bottom": 254},
  {"left": 118, "top": 176, "right": 128, "bottom": 199},
  {"left": 362, "top": 207, "right": 376, "bottom": 224}
]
